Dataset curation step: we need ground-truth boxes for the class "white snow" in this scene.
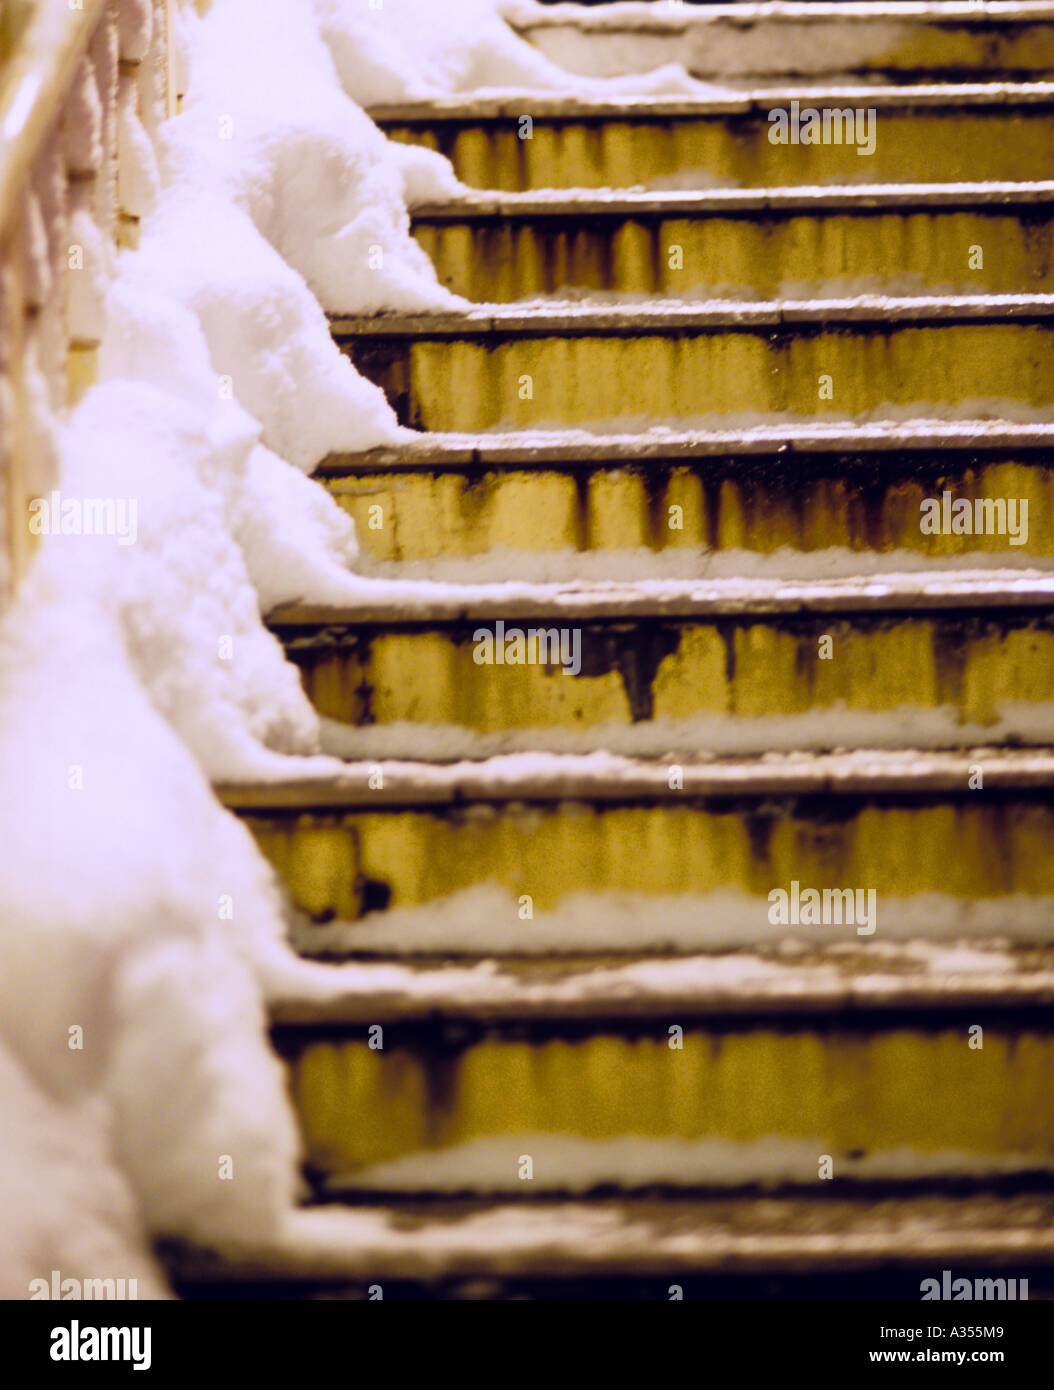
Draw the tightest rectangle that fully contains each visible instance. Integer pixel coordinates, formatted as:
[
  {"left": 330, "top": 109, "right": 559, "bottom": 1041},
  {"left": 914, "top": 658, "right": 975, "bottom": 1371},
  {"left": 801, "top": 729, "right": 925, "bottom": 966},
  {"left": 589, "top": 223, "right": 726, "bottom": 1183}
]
[
  {"left": 0, "top": 1043, "right": 170, "bottom": 1301},
  {"left": 0, "top": 567, "right": 303, "bottom": 1247},
  {"left": 312, "top": 0, "right": 718, "bottom": 109}
]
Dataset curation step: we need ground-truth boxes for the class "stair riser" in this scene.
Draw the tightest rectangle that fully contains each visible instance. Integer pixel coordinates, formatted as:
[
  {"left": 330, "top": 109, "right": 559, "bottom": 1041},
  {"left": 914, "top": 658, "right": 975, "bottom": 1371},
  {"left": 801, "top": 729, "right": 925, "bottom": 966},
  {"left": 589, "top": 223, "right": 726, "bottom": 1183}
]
[
  {"left": 326, "top": 457, "right": 1054, "bottom": 560},
  {"left": 282, "top": 1026, "right": 1054, "bottom": 1186},
  {"left": 244, "top": 797, "right": 1054, "bottom": 923},
  {"left": 284, "top": 615, "right": 1054, "bottom": 731},
  {"left": 382, "top": 109, "right": 1054, "bottom": 190},
  {"left": 414, "top": 208, "right": 1054, "bottom": 301},
  {"left": 520, "top": 15, "right": 1054, "bottom": 85},
  {"left": 339, "top": 322, "right": 1054, "bottom": 431}
]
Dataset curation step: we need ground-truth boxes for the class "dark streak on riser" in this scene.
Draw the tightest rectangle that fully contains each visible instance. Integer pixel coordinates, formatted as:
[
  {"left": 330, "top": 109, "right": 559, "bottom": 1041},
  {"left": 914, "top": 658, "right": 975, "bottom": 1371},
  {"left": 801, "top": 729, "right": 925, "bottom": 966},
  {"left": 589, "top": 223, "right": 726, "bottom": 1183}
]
[
  {"left": 320, "top": 444, "right": 1054, "bottom": 483},
  {"left": 278, "top": 611, "right": 1054, "bottom": 731}
]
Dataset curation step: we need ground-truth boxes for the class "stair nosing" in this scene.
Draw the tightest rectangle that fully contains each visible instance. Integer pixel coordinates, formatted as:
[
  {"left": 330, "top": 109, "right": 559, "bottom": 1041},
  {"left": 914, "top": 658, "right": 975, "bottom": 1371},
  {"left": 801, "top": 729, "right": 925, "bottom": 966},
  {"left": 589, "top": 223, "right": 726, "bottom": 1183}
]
[
  {"left": 329, "top": 293, "right": 1054, "bottom": 338},
  {"left": 510, "top": 0, "right": 1054, "bottom": 35},
  {"left": 268, "top": 946, "right": 1054, "bottom": 1028},
  {"left": 167, "top": 1196, "right": 1054, "bottom": 1286},
  {"left": 216, "top": 748, "right": 1054, "bottom": 812},
  {"left": 409, "top": 180, "right": 1054, "bottom": 221},
  {"left": 266, "top": 571, "right": 1054, "bottom": 628},
  {"left": 316, "top": 420, "right": 1054, "bottom": 473},
  {"left": 368, "top": 81, "right": 1054, "bottom": 124}
]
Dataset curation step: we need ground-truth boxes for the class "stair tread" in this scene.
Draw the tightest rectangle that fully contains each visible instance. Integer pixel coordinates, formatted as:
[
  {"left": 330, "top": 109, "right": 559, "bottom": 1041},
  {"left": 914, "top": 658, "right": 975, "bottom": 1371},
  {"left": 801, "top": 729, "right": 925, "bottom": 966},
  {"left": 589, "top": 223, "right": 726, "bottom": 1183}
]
[
  {"left": 269, "top": 942, "right": 1054, "bottom": 1025},
  {"left": 217, "top": 746, "right": 1054, "bottom": 810},
  {"left": 268, "top": 569, "right": 1054, "bottom": 627},
  {"left": 317, "top": 419, "right": 1054, "bottom": 472},
  {"left": 513, "top": 0, "right": 1054, "bottom": 30},
  {"left": 330, "top": 292, "right": 1054, "bottom": 337},
  {"left": 410, "top": 180, "right": 1054, "bottom": 219},
  {"left": 369, "top": 81, "right": 1054, "bottom": 123},
  {"left": 169, "top": 1192, "right": 1054, "bottom": 1285}
]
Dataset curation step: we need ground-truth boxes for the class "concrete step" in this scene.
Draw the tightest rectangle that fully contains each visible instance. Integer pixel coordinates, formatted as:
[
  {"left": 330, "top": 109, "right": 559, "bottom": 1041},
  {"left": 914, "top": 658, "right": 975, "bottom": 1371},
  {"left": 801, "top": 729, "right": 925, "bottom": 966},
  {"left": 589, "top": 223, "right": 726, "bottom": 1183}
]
[
  {"left": 219, "top": 749, "right": 1054, "bottom": 927},
  {"left": 168, "top": 1192, "right": 1054, "bottom": 1297},
  {"left": 375, "top": 86, "right": 1054, "bottom": 190},
  {"left": 411, "top": 184, "right": 1054, "bottom": 301},
  {"left": 269, "top": 574, "right": 1054, "bottom": 735},
  {"left": 511, "top": 1, "right": 1054, "bottom": 86},
  {"left": 269, "top": 944, "right": 1054, "bottom": 1191},
  {"left": 318, "top": 422, "right": 1054, "bottom": 561},
  {"left": 331, "top": 297, "right": 1054, "bottom": 432},
  {"left": 270, "top": 944, "right": 1054, "bottom": 1014}
]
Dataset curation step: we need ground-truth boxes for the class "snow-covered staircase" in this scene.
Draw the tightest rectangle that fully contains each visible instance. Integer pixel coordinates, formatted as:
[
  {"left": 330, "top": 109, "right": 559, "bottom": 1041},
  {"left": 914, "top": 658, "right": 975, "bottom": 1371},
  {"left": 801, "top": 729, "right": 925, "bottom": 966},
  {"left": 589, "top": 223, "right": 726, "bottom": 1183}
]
[{"left": 188, "top": 4, "right": 1054, "bottom": 1296}]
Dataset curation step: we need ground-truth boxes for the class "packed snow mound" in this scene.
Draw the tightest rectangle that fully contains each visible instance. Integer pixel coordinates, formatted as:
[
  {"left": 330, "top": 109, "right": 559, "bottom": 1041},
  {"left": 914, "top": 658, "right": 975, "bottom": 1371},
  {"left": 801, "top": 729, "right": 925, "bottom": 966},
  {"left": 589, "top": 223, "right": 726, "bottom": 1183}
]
[
  {"left": 60, "top": 382, "right": 323, "bottom": 779},
  {"left": 167, "top": 0, "right": 460, "bottom": 316},
  {"left": 0, "top": 569, "right": 301, "bottom": 1245},
  {"left": 0, "top": 1044, "right": 171, "bottom": 1301},
  {"left": 126, "top": 192, "right": 405, "bottom": 465},
  {"left": 314, "top": 0, "right": 711, "bottom": 106},
  {"left": 100, "top": 262, "right": 370, "bottom": 608}
]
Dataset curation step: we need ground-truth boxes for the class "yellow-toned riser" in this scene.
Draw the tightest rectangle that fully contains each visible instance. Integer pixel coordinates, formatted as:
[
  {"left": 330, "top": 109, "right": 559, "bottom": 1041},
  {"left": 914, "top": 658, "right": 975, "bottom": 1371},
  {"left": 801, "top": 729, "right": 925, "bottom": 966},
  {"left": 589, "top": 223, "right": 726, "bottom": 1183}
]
[
  {"left": 414, "top": 211, "right": 1054, "bottom": 301},
  {"left": 287, "top": 1028, "right": 1054, "bottom": 1177},
  {"left": 345, "top": 324, "right": 1054, "bottom": 432},
  {"left": 329, "top": 461, "right": 1054, "bottom": 560},
  {"left": 247, "top": 799, "right": 1054, "bottom": 922},
  {"left": 291, "top": 621, "right": 1054, "bottom": 731},
  {"left": 521, "top": 21, "right": 1054, "bottom": 83},
  {"left": 383, "top": 111, "right": 1054, "bottom": 191}
]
